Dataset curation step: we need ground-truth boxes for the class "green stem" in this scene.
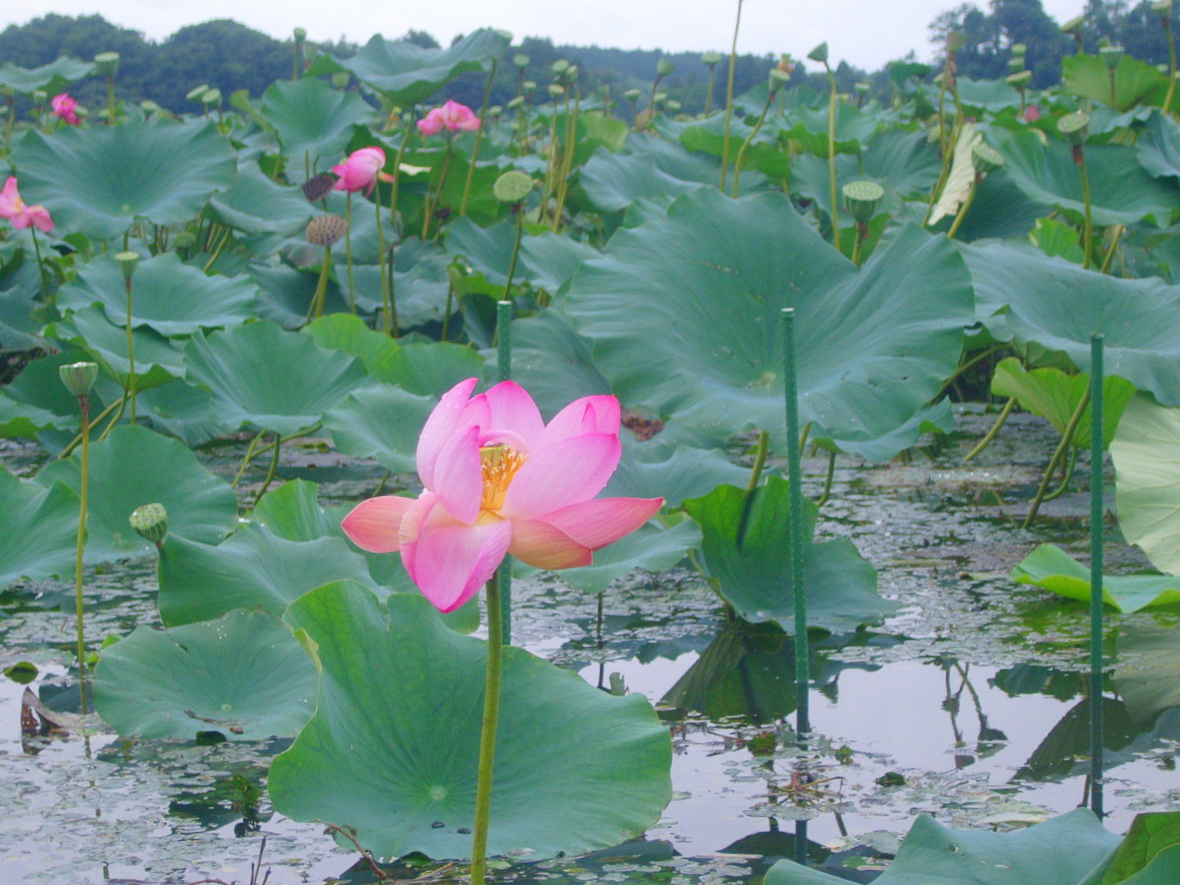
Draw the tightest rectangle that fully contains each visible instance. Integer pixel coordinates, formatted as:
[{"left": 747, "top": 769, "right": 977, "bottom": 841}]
[
  {"left": 946, "top": 177, "right": 979, "bottom": 240},
  {"left": 376, "top": 186, "right": 394, "bottom": 336},
  {"left": 732, "top": 88, "right": 776, "bottom": 198},
  {"left": 124, "top": 274, "right": 137, "bottom": 424},
  {"left": 1088, "top": 333, "right": 1106, "bottom": 819},
  {"left": 422, "top": 141, "right": 453, "bottom": 240},
  {"left": 345, "top": 192, "right": 356, "bottom": 314},
  {"left": 1023, "top": 384, "right": 1090, "bottom": 529},
  {"left": 502, "top": 209, "right": 525, "bottom": 301},
  {"left": 964, "top": 396, "right": 1016, "bottom": 462},
  {"left": 470, "top": 572, "right": 504, "bottom": 885},
  {"left": 1165, "top": 14, "right": 1178, "bottom": 117},
  {"left": 461, "top": 59, "right": 498, "bottom": 217},
  {"left": 551, "top": 85, "right": 581, "bottom": 232},
  {"left": 98, "top": 390, "right": 127, "bottom": 441},
  {"left": 254, "top": 433, "right": 282, "bottom": 504},
  {"left": 705, "top": 67, "right": 717, "bottom": 116},
  {"left": 1078, "top": 146, "right": 1094, "bottom": 270},
  {"left": 232, "top": 429, "right": 267, "bottom": 487},
  {"left": 59, "top": 399, "right": 120, "bottom": 459},
  {"left": 745, "top": 429, "right": 770, "bottom": 492},
  {"left": 1043, "top": 447, "right": 1078, "bottom": 502},
  {"left": 850, "top": 222, "right": 866, "bottom": 266},
  {"left": 2, "top": 95, "right": 14, "bottom": 152},
  {"left": 74, "top": 394, "right": 91, "bottom": 714},
  {"left": 825, "top": 63, "right": 840, "bottom": 241},
  {"left": 814, "top": 449, "right": 836, "bottom": 508},
  {"left": 1099, "top": 224, "right": 1124, "bottom": 275},
  {"left": 719, "top": 0, "right": 744, "bottom": 191},
  {"left": 306, "top": 246, "right": 332, "bottom": 323},
  {"left": 30, "top": 226, "right": 52, "bottom": 303},
  {"left": 106, "top": 75, "right": 116, "bottom": 125}
]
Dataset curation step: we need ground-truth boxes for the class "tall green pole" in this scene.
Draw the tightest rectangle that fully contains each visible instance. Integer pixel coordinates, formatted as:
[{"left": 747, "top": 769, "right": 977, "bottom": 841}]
[
  {"left": 782, "top": 308, "right": 809, "bottom": 737},
  {"left": 1089, "top": 332, "right": 1105, "bottom": 818}
]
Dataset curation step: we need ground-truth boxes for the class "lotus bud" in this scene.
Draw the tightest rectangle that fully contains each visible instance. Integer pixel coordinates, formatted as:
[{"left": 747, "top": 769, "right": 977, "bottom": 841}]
[
  {"left": 842, "top": 180, "right": 884, "bottom": 224},
  {"left": 807, "top": 42, "right": 829, "bottom": 64},
  {"left": 1008, "top": 57, "right": 1026, "bottom": 72},
  {"left": 75, "top": 105, "right": 89, "bottom": 120},
  {"left": 186, "top": 84, "right": 209, "bottom": 103},
  {"left": 1100, "top": 45, "right": 1124, "bottom": 69},
  {"left": 59, "top": 362, "right": 99, "bottom": 398},
  {"left": 1057, "top": 111, "right": 1090, "bottom": 146},
  {"left": 946, "top": 32, "right": 966, "bottom": 53},
  {"left": 1005, "top": 70, "right": 1033, "bottom": 88},
  {"left": 507, "top": 95, "right": 525, "bottom": 110},
  {"left": 971, "top": 142, "right": 1005, "bottom": 176},
  {"left": 293, "top": 27, "right": 307, "bottom": 41},
  {"left": 302, "top": 173, "right": 336, "bottom": 202},
  {"left": 513, "top": 53, "right": 530, "bottom": 68},
  {"left": 493, "top": 170, "right": 535, "bottom": 203},
  {"left": 855, "top": 82, "right": 871, "bottom": 95},
  {"left": 657, "top": 58, "right": 675, "bottom": 77},
  {"left": 306, "top": 214, "right": 348, "bottom": 247},
  {"left": 1062, "top": 14, "right": 1086, "bottom": 34},
  {"left": 331, "top": 72, "right": 349, "bottom": 88},
  {"left": 1010, "top": 43, "right": 1027, "bottom": 57},
  {"left": 548, "top": 83, "right": 565, "bottom": 99},
  {"left": 1154, "top": 0, "right": 1173, "bottom": 18},
  {"left": 702, "top": 51, "right": 723, "bottom": 67},
  {"left": 32, "top": 90, "right": 46, "bottom": 108},
  {"left": 94, "top": 52, "right": 120, "bottom": 77},
  {"left": 129, "top": 503, "right": 169, "bottom": 545},
  {"left": 115, "top": 251, "right": 140, "bottom": 281}
]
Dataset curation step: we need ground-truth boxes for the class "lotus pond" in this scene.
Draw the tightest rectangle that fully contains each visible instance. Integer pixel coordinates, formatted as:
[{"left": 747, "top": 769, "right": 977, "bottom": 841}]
[{"left": 8, "top": 17, "right": 1180, "bottom": 885}]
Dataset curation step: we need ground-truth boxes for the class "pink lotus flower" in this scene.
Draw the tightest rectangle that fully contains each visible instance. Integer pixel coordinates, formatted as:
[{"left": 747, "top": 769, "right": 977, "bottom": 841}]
[
  {"left": 0, "top": 177, "right": 53, "bottom": 232},
  {"left": 417, "top": 100, "right": 481, "bottom": 137},
  {"left": 342, "top": 378, "right": 664, "bottom": 612},
  {"left": 331, "top": 145, "right": 393, "bottom": 195},
  {"left": 50, "top": 92, "right": 80, "bottom": 126}
]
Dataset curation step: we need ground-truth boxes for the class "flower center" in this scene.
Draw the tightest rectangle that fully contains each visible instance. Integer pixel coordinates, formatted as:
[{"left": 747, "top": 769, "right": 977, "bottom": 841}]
[{"left": 479, "top": 444, "right": 527, "bottom": 513}]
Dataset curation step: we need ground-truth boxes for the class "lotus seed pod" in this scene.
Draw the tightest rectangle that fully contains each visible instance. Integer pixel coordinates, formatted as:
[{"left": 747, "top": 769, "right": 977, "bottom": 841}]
[
  {"left": 1057, "top": 111, "right": 1090, "bottom": 146},
  {"left": 1097, "top": 35, "right": 1113, "bottom": 49},
  {"left": 59, "top": 362, "right": 99, "bottom": 398},
  {"left": 548, "top": 83, "right": 565, "bottom": 99},
  {"left": 946, "top": 32, "right": 966, "bottom": 53},
  {"left": 507, "top": 95, "right": 525, "bottom": 110},
  {"left": 769, "top": 67, "right": 792, "bottom": 88},
  {"left": 566, "top": 65, "right": 579, "bottom": 82},
  {"left": 140, "top": 100, "right": 159, "bottom": 113},
  {"left": 129, "top": 503, "right": 169, "bottom": 545},
  {"left": 971, "top": 142, "right": 1005, "bottom": 176},
  {"left": 1100, "top": 45, "right": 1124, "bottom": 70},
  {"left": 94, "top": 52, "right": 120, "bottom": 77},
  {"left": 302, "top": 173, "right": 336, "bottom": 203},
  {"left": 776, "top": 54, "right": 795, "bottom": 76},
  {"left": 702, "top": 51, "right": 723, "bottom": 67},
  {"left": 489, "top": 105, "right": 502, "bottom": 116},
  {"left": 115, "top": 251, "right": 140, "bottom": 281},
  {"left": 32, "top": 90, "right": 46, "bottom": 107},
  {"left": 331, "top": 72, "right": 349, "bottom": 88},
  {"left": 666, "top": 99, "right": 681, "bottom": 112},
  {"left": 807, "top": 42, "right": 829, "bottom": 64},
  {"left": 1062, "top": 14, "right": 1086, "bottom": 34},
  {"left": 842, "top": 180, "right": 885, "bottom": 224},
  {"left": 173, "top": 231, "right": 197, "bottom": 249},
  {"left": 202, "top": 88, "right": 222, "bottom": 106},
  {"left": 1008, "top": 57, "right": 1026, "bottom": 72},
  {"left": 306, "top": 214, "right": 349, "bottom": 247},
  {"left": 551, "top": 59, "right": 570, "bottom": 75},
  {"left": 186, "top": 85, "right": 209, "bottom": 103},
  {"left": 1006, "top": 70, "right": 1032, "bottom": 88},
  {"left": 293, "top": 27, "right": 307, "bottom": 41},
  {"left": 1154, "top": 0, "right": 1173, "bottom": 17},
  {"left": 657, "top": 58, "right": 675, "bottom": 77},
  {"left": 1010, "top": 43, "right": 1027, "bottom": 57},
  {"left": 523, "top": 80, "right": 537, "bottom": 92},
  {"left": 624, "top": 88, "right": 642, "bottom": 101},
  {"left": 494, "top": 170, "right": 535, "bottom": 203},
  {"left": 653, "top": 91, "right": 667, "bottom": 103},
  {"left": 855, "top": 82, "right": 871, "bottom": 95},
  {"left": 513, "top": 53, "right": 530, "bottom": 68}
]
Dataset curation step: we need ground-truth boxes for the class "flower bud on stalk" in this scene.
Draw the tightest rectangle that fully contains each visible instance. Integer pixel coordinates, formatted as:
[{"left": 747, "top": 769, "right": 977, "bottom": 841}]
[{"left": 129, "top": 503, "right": 169, "bottom": 547}]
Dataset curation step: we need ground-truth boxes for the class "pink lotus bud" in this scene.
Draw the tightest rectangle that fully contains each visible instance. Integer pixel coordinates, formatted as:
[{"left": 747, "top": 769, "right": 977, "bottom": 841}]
[
  {"left": 416, "top": 100, "right": 481, "bottom": 137},
  {"left": 331, "top": 146, "right": 389, "bottom": 195},
  {"left": 50, "top": 93, "right": 81, "bottom": 126}
]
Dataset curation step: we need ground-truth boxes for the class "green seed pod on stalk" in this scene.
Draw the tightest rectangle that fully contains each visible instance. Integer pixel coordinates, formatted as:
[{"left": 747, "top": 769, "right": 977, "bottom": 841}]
[
  {"left": 1006, "top": 70, "right": 1032, "bottom": 88},
  {"left": 115, "top": 250, "right": 139, "bottom": 281},
  {"left": 94, "top": 52, "right": 120, "bottom": 77},
  {"left": 1010, "top": 43, "right": 1027, "bottom": 57},
  {"left": 1062, "top": 14, "right": 1086, "bottom": 34},
  {"left": 202, "top": 88, "right": 222, "bottom": 108},
  {"left": 971, "top": 142, "right": 1005, "bottom": 176},
  {"left": 59, "top": 362, "right": 98, "bottom": 398},
  {"left": 513, "top": 53, "right": 530, "bottom": 68},
  {"left": 293, "top": 27, "right": 307, "bottom": 41},
  {"left": 32, "top": 90, "right": 46, "bottom": 108},
  {"left": 769, "top": 67, "right": 792, "bottom": 89},
  {"left": 493, "top": 170, "right": 534, "bottom": 204},
  {"left": 507, "top": 95, "right": 525, "bottom": 110},
  {"left": 129, "top": 503, "right": 169, "bottom": 545},
  {"left": 1008, "top": 57, "right": 1026, "bottom": 72},
  {"left": 1058, "top": 111, "right": 1091, "bottom": 146},
  {"left": 624, "top": 88, "right": 641, "bottom": 101},
  {"left": 306, "top": 214, "right": 348, "bottom": 247},
  {"left": 186, "top": 85, "right": 209, "bottom": 103},
  {"left": 702, "top": 51, "right": 723, "bottom": 67},
  {"left": 807, "top": 42, "right": 829, "bottom": 64},
  {"left": 1100, "top": 45, "right": 1125, "bottom": 69},
  {"left": 854, "top": 82, "right": 871, "bottom": 95},
  {"left": 1154, "top": 0, "right": 1173, "bottom": 17},
  {"left": 548, "top": 84, "right": 564, "bottom": 99},
  {"left": 842, "top": 181, "right": 884, "bottom": 224},
  {"left": 657, "top": 58, "right": 675, "bottom": 77}
]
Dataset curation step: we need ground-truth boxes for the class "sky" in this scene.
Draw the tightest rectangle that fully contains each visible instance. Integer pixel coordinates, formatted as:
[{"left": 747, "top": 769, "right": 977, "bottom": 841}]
[{"left": 12, "top": 0, "right": 1088, "bottom": 73}]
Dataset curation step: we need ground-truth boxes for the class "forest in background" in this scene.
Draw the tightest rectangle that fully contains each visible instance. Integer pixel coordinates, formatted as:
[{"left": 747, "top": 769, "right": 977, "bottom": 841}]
[{"left": 0, "top": 1, "right": 1176, "bottom": 118}]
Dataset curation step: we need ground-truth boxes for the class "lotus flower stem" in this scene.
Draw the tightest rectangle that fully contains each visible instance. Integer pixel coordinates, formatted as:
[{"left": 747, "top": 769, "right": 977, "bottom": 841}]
[
  {"left": 1043, "top": 447, "right": 1078, "bottom": 501},
  {"left": 964, "top": 396, "right": 1016, "bottom": 462},
  {"left": 307, "top": 245, "right": 333, "bottom": 322},
  {"left": 502, "top": 210, "right": 525, "bottom": 305},
  {"left": 705, "top": 64, "right": 718, "bottom": 117},
  {"left": 1077, "top": 147, "right": 1094, "bottom": 269},
  {"left": 73, "top": 390, "right": 92, "bottom": 712},
  {"left": 719, "top": 0, "right": 744, "bottom": 191},
  {"left": 823, "top": 61, "right": 841, "bottom": 243},
  {"left": 232, "top": 429, "right": 267, "bottom": 487},
  {"left": 814, "top": 450, "right": 837, "bottom": 507},
  {"left": 781, "top": 308, "right": 809, "bottom": 738},
  {"left": 376, "top": 186, "right": 395, "bottom": 336},
  {"left": 470, "top": 571, "right": 505, "bottom": 885},
  {"left": 202, "top": 227, "right": 231, "bottom": 274},
  {"left": 732, "top": 87, "right": 777, "bottom": 198},
  {"left": 1022, "top": 383, "right": 1090, "bottom": 529},
  {"left": 98, "top": 391, "right": 127, "bottom": 441},
  {"left": 122, "top": 272, "right": 137, "bottom": 424},
  {"left": 1099, "top": 225, "right": 1125, "bottom": 274},
  {"left": 551, "top": 85, "right": 581, "bottom": 232},
  {"left": 2, "top": 92, "right": 14, "bottom": 151},
  {"left": 460, "top": 59, "right": 499, "bottom": 218},
  {"left": 29, "top": 227, "right": 52, "bottom": 302},
  {"left": 421, "top": 141, "right": 453, "bottom": 240},
  {"left": 343, "top": 193, "right": 357, "bottom": 314},
  {"left": 1165, "top": 11, "right": 1178, "bottom": 116},
  {"left": 59, "top": 398, "right": 121, "bottom": 459},
  {"left": 945, "top": 176, "right": 979, "bottom": 240},
  {"left": 496, "top": 299, "right": 515, "bottom": 643},
  {"left": 254, "top": 433, "right": 282, "bottom": 504},
  {"left": 1088, "top": 332, "right": 1106, "bottom": 819},
  {"left": 745, "top": 430, "right": 770, "bottom": 491}
]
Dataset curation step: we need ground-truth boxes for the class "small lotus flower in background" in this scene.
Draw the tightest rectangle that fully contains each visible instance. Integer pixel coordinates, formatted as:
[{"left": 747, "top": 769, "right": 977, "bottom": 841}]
[
  {"left": 417, "top": 100, "right": 481, "bottom": 137},
  {"left": 50, "top": 93, "right": 80, "bottom": 125},
  {"left": 0, "top": 177, "right": 53, "bottom": 232},
  {"left": 342, "top": 378, "right": 664, "bottom": 613},
  {"left": 331, "top": 145, "right": 393, "bottom": 195}
]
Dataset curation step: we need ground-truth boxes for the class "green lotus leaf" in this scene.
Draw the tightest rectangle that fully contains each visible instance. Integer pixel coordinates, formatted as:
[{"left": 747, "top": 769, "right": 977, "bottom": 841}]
[
  {"left": 0, "top": 467, "right": 78, "bottom": 589},
  {"left": 0, "top": 260, "right": 47, "bottom": 352},
  {"left": 1030, "top": 217, "right": 1086, "bottom": 263},
  {"left": 603, "top": 437, "right": 749, "bottom": 507},
  {"left": 183, "top": 320, "right": 369, "bottom": 436},
  {"left": 57, "top": 253, "right": 258, "bottom": 336},
  {"left": 1063, "top": 52, "right": 1168, "bottom": 112},
  {"left": 765, "top": 808, "right": 1119, "bottom": 885},
  {"left": 269, "top": 582, "right": 672, "bottom": 860},
  {"left": 552, "top": 519, "right": 700, "bottom": 595},
  {"left": 207, "top": 160, "right": 316, "bottom": 238},
  {"left": 1011, "top": 544, "right": 1180, "bottom": 613},
  {"left": 249, "top": 262, "right": 349, "bottom": 329},
  {"left": 564, "top": 189, "right": 975, "bottom": 459},
  {"left": 771, "top": 101, "right": 880, "bottom": 157},
  {"left": 134, "top": 380, "right": 234, "bottom": 446},
  {"left": 683, "top": 478, "right": 897, "bottom": 631},
  {"left": 35, "top": 425, "right": 238, "bottom": 562},
  {"left": 1111, "top": 394, "right": 1180, "bottom": 576},
  {"left": 0, "top": 57, "right": 95, "bottom": 95},
  {"left": 954, "top": 76, "right": 1022, "bottom": 114},
  {"left": 504, "top": 310, "right": 612, "bottom": 421},
  {"left": 1136, "top": 112, "right": 1180, "bottom": 182},
  {"left": 49, "top": 305, "right": 184, "bottom": 391},
  {"left": 0, "top": 352, "right": 99, "bottom": 441},
  {"left": 14, "top": 120, "right": 238, "bottom": 241},
  {"left": 964, "top": 243, "right": 1180, "bottom": 407},
  {"left": 677, "top": 112, "right": 790, "bottom": 180},
  {"left": 310, "top": 29, "right": 510, "bottom": 105},
  {"left": 1102, "top": 815, "right": 1180, "bottom": 885},
  {"left": 444, "top": 217, "right": 599, "bottom": 292},
  {"left": 993, "top": 128, "right": 1177, "bottom": 227},
  {"left": 257, "top": 78, "right": 375, "bottom": 162},
  {"left": 94, "top": 609, "right": 317, "bottom": 741},
  {"left": 323, "top": 384, "right": 436, "bottom": 474},
  {"left": 1115, "top": 626, "right": 1180, "bottom": 728},
  {"left": 990, "top": 357, "right": 1135, "bottom": 450},
  {"left": 157, "top": 523, "right": 381, "bottom": 627}
]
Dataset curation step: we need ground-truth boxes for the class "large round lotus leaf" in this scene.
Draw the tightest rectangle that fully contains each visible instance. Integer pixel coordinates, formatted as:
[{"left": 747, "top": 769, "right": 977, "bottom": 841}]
[
  {"left": 0, "top": 468, "right": 78, "bottom": 589},
  {"left": 1136, "top": 111, "right": 1180, "bottom": 182},
  {"left": 257, "top": 78, "right": 375, "bottom": 161},
  {"left": 57, "top": 253, "right": 258, "bottom": 337},
  {"left": 578, "top": 134, "right": 727, "bottom": 213},
  {"left": 765, "top": 808, "right": 1119, "bottom": 885},
  {"left": 1112, "top": 395, "right": 1180, "bottom": 577},
  {"left": 1063, "top": 52, "right": 1168, "bottom": 113},
  {"left": 249, "top": 262, "right": 349, "bottom": 329},
  {"left": 35, "top": 424, "right": 238, "bottom": 562},
  {"left": 963, "top": 242, "right": 1180, "bottom": 406},
  {"left": 135, "top": 380, "right": 233, "bottom": 447},
  {"left": 324, "top": 384, "right": 436, "bottom": 474},
  {"left": 50, "top": 304, "right": 185, "bottom": 391},
  {"left": 183, "top": 320, "right": 369, "bottom": 436},
  {"left": 993, "top": 128, "right": 1178, "bottom": 227},
  {"left": 0, "top": 259, "right": 44, "bottom": 352},
  {"left": 94, "top": 609, "right": 317, "bottom": 741},
  {"left": 1011, "top": 543, "right": 1180, "bottom": 613},
  {"left": 563, "top": 188, "right": 974, "bottom": 459},
  {"left": 14, "top": 120, "right": 237, "bottom": 241},
  {"left": 444, "top": 218, "right": 599, "bottom": 292},
  {"left": 0, "top": 57, "right": 95, "bottom": 95},
  {"left": 683, "top": 479, "right": 896, "bottom": 632},
  {"left": 551, "top": 519, "right": 701, "bottom": 596},
  {"left": 309, "top": 29, "right": 510, "bottom": 105},
  {"left": 207, "top": 161, "right": 316, "bottom": 237},
  {"left": 269, "top": 582, "right": 672, "bottom": 861},
  {"left": 603, "top": 437, "right": 748, "bottom": 507}
]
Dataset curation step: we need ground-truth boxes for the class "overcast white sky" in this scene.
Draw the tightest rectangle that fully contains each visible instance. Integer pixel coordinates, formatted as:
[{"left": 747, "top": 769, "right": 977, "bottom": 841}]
[{"left": 12, "top": 0, "right": 1086, "bottom": 72}]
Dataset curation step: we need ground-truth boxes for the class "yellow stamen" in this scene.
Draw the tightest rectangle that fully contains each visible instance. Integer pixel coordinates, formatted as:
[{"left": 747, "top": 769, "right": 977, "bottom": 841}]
[{"left": 480, "top": 444, "right": 527, "bottom": 512}]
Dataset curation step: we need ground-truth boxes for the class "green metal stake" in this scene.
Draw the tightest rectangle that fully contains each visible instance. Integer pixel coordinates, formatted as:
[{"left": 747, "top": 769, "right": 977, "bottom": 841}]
[
  {"left": 1089, "top": 332, "right": 1105, "bottom": 819},
  {"left": 782, "top": 308, "right": 809, "bottom": 737},
  {"left": 496, "top": 299, "right": 513, "bottom": 646}
]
